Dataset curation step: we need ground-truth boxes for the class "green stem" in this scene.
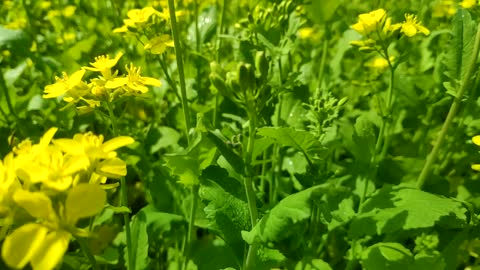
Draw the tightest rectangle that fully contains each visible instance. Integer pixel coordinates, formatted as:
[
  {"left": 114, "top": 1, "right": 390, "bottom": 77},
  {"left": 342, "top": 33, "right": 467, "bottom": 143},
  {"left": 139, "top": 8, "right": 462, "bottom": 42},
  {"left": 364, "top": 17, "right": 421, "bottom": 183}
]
[
  {"left": 316, "top": 30, "right": 328, "bottom": 96},
  {"left": 417, "top": 23, "right": 480, "bottom": 189},
  {"left": 105, "top": 101, "right": 134, "bottom": 270},
  {"left": 77, "top": 236, "right": 99, "bottom": 270},
  {"left": 244, "top": 110, "right": 259, "bottom": 270},
  {"left": 213, "top": 0, "right": 227, "bottom": 128},
  {"left": 0, "top": 69, "right": 17, "bottom": 119},
  {"left": 168, "top": 0, "right": 193, "bottom": 142},
  {"left": 182, "top": 185, "right": 199, "bottom": 270}
]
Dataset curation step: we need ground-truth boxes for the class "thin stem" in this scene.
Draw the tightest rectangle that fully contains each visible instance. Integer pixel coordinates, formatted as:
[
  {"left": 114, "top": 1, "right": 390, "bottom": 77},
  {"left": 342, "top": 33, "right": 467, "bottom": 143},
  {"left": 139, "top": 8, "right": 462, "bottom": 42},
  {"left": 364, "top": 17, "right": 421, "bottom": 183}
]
[
  {"left": 0, "top": 69, "right": 17, "bottom": 119},
  {"left": 316, "top": 30, "right": 329, "bottom": 97},
  {"left": 213, "top": 0, "right": 227, "bottom": 128},
  {"left": 244, "top": 110, "right": 259, "bottom": 270},
  {"left": 105, "top": 101, "right": 134, "bottom": 270},
  {"left": 182, "top": 185, "right": 199, "bottom": 270},
  {"left": 417, "top": 23, "right": 480, "bottom": 189},
  {"left": 77, "top": 236, "right": 99, "bottom": 270},
  {"left": 168, "top": 0, "right": 193, "bottom": 142}
]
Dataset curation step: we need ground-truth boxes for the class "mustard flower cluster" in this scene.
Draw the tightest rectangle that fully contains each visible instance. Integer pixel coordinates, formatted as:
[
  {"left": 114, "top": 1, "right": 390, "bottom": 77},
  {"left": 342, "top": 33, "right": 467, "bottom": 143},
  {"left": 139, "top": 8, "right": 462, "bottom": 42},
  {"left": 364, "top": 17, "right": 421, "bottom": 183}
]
[
  {"left": 350, "top": 9, "right": 430, "bottom": 51},
  {"left": 433, "top": 0, "right": 478, "bottom": 18},
  {"left": 113, "top": 6, "right": 175, "bottom": 55},
  {"left": 43, "top": 53, "right": 161, "bottom": 113},
  {"left": 0, "top": 128, "right": 134, "bottom": 270}
]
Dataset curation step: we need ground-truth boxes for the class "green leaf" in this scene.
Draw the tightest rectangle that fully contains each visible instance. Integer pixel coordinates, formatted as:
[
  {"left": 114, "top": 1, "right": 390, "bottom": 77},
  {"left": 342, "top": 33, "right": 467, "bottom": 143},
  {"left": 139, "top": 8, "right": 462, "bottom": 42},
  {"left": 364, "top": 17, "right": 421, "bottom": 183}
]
[
  {"left": 295, "top": 258, "right": 333, "bottom": 270},
  {"left": 192, "top": 238, "right": 240, "bottom": 270},
  {"left": 0, "top": 26, "right": 30, "bottom": 56},
  {"left": 351, "top": 114, "right": 377, "bottom": 166},
  {"left": 349, "top": 185, "right": 468, "bottom": 238},
  {"left": 242, "top": 184, "right": 331, "bottom": 259},
  {"left": 308, "top": 0, "right": 341, "bottom": 23},
  {"left": 361, "top": 242, "right": 414, "bottom": 270},
  {"left": 257, "top": 127, "right": 327, "bottom": 164},
  {"left": 199, "top": 178, "right": 250, "bottom": 263},
  {"left": 442, "top": 9, "right": 476, "bottom": 83},
  {"left": 126, "top": 211, "right": 150, "bottom": 270},
  {"left": 206, "top": 130, "right": 244, "bottom": 175}
]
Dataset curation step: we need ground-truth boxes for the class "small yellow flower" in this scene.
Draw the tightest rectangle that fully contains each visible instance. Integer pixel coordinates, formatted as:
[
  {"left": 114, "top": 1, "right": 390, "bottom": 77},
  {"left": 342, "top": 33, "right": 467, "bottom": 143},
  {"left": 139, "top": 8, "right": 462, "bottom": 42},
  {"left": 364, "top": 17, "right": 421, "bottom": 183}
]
[
  {"left": 395, "top": 14, "right": 430, "bottom": 37},
  {"left": 472, "top": 135, "right": 480, "bottom": 171},
  {"left": 351, "top": 9, "right": 387, "bottom": 36},
  {"left": 364, "top": 56, "right": 394, "bottom": 70},
  {"left": 43, "top": 69, "right": 86, "bottom": 99},
  {"left": 461, "top": 0, "right": 477, "bottom": 9},
  {"left": 62, "top": 5, "right": 76, "bottom": 17},
  {"left": 2, "top": 184, "right": 106, "bottom": 270},
  {"left": 144, "top": 35, "right": 174, "bottom": 54},
  {"left": 83, "top": 52, "right": 123, "bottom": 79},
  {"left": 105, "top": 63, "right": 161, "bottom": 94}
]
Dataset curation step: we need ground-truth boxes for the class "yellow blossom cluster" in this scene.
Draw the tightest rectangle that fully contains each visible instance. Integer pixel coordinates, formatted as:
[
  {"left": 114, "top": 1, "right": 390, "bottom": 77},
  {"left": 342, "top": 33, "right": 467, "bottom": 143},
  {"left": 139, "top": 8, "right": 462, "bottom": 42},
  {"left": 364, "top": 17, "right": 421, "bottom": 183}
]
[
  {"left": 113, "top": 6, "right": 175, "bottom": 55},
  {"left": 433, "top": 0, "right": 478, "bottom": 18},
  {"left": 0, "top": 127, "right": 134, "bottom": 270},
  {"left": 350, "top": 9, "right": 430, "bottom": 51},
  {"left": 43, "top": 52, "right": 161, "bottom": 113},
  {"left": 472, "top": 136, "right": 480, "bottom": 171}
]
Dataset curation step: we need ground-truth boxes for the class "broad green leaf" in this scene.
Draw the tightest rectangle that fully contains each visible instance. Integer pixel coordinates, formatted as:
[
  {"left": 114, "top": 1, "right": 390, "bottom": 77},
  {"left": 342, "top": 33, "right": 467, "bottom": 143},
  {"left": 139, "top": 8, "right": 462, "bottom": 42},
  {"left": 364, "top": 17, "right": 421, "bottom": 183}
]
[
  {"left": 442, "top": 9, "right": 476, "bottom": 83},
  {"left": 199, "top": 179, "right": 250, "bottom": 263},
  {"left": 242, "top": 184, "right": 331, "bottom": 259},
  {"left": 308, "top": 0, "right": 341, "bottom": 23},
  {"left": 0, "top": 26, "right": 30, "bottom": 56},
  {"left": 257, "top": 127, "right": 327, "bottom": 164},
  {"left": 412, "top": 251, "right": 446, "bottom": 270},
  {"left": 361, "top": 242, "right": 414, "bottom": 270},
  {"left": 351, "top": 115, "right": 376, "bottom": 166},
  {"left": 206, "top": 130, "right": 244, "bottom": 175},
  {"left": 349, "top": 185, "right": 468, "bottom": 238},
  {"left": 126, "top": 211, "right": 150, "bottom": 270},
  {"left": 192, "top": 239, "right": 240, "bottom": 270},
  {"left": 164, "top": 131, "right": 217, "bottom": 186},
  {"left": 295, "top": 258, "right": 333, "bottom": 270}
]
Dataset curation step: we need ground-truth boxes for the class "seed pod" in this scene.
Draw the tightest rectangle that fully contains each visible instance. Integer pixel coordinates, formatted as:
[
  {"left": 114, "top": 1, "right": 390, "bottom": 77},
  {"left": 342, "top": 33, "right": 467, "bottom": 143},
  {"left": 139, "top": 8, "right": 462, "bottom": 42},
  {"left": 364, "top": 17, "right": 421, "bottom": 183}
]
[
  {"left": 209, "top": 72, "right": 229, "bottom": 97},
  {"left": 255, "top": 51, "right": 268, "bottom": 82},
  {"left": 237, "top": 62, "right": 254, "bottom": 92}
]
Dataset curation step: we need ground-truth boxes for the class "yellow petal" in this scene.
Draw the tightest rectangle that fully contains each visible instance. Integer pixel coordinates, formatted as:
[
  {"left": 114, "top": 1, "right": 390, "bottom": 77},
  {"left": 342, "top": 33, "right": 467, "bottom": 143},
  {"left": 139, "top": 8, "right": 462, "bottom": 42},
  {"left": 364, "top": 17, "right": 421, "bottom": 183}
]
[
  {"left": 13, "top": 189, "right": 56, "bottom": 220},
  {"left": 472, "top": 164, "right": 480, "bottom": 171},
  {"left": 62, "top": 155, "right": 89, "bottom": 175},
  {"left": 96, "top": 158, "right": 127, "bottom": 178},
  {"left": 39, "top": 127, "right": 58, "bottom": 148},
  {"left": 474, "top": 136, "right": 480, "bottom": 146},
  {"left": 102, "top": 136, "right": 135, "bottom": 153},
  {"left": 66, "top": 183, "right": 106, "bottom": 224},
  {"left": 43, "top": 83, "right": 67, "bottom": 98},
  {"left": 31, "top": 231, "right": 70, "bottom": 270},
  {"left": 67, "top": 69, "right": 86, "bottom": 86},
  {"left": 2, "top": 223, "right": 48, "bottom": 269},
  {"left": 53, "top": 139, "right": 84, "bottom": 155},
  {"left": 105, "top": 77, "right": 128, "bottom": 89},
  {"left": 141, "top": 76, "right": 161, "bottom": 86}
]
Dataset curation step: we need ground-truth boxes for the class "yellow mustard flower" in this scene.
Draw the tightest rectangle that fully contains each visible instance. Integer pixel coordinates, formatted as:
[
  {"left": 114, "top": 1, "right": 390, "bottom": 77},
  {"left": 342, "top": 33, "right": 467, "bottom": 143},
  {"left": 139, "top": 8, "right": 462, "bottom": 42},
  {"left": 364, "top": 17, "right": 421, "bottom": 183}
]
[
  {"left": 433, "top": 0, "right": 457, "bottom": 18},
  {"left": 113, "top": 7, "right": 159, "bottom": 32},
  {"left": 62, "top": 5, "right": 76, "bottom": 17},
  {"left": 364, "top": 56, "right": 395, "bottom": 70},
  {"left": 53, "top": 132, "right": 134, "bottom": 182},
  {"left": 351, "top": 9, "right": 387, "bottom": 36},
  {"left": 394, "top": 14, "right": 430, "bottom": 37},
  {"left": 461, "top": 0, "right": 477, "bottom": 8},
  {"left": 144, "top": 35, "right": 175, "bottom": 54},
  {"left": 472, "top": 136, "right": 480, "bottom": 171},
  {"left": 83, "top": 52, "right": 123, "bottom": 79},
  {"left": 105, "top": 63, "right": 161, "bottom": 94},
  {"left": 1, "top": 184, "right": 106, "bottom": 270},
  {"left": 43, "top": 69, "right": 86, "bottom": 99},
  {"left": 0, "top": 154, "right": 17, "bottom": 214}
]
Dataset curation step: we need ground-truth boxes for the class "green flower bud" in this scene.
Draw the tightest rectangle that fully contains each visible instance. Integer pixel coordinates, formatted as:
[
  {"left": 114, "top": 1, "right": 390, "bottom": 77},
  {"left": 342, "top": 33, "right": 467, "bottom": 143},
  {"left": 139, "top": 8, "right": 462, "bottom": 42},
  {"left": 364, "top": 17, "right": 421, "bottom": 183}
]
[
  {"left": 209, "top": 73, "right": 229, "bottom": 97},
  {"left": 237, "top": 63, "right": 255, "bottom": 92},
  {"left": 255, "top": 51, "right": 269, "bottom": 82}
]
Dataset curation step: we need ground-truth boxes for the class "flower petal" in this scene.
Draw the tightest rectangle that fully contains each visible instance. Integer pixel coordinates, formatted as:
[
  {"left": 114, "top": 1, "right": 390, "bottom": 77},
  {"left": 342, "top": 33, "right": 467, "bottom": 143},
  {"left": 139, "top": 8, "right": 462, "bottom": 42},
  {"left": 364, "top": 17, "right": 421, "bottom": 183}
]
[
  {"left": 66, "top": 183, "right": 106, "bottom": 223},
  {"left": 96, "top": 158, "right": 127, "bottom": 178},
  {"left": 1, "top": 223, "right": 48, "bottom": 269},
  {"left": 102, "top": 136, "right": 135, "bottom": 153},
  {"left": 13, "top": 189, "right": 56, "bottom": 220},
  {"left": 31, "top": 230, "right": 70, "bottom": 270}
]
